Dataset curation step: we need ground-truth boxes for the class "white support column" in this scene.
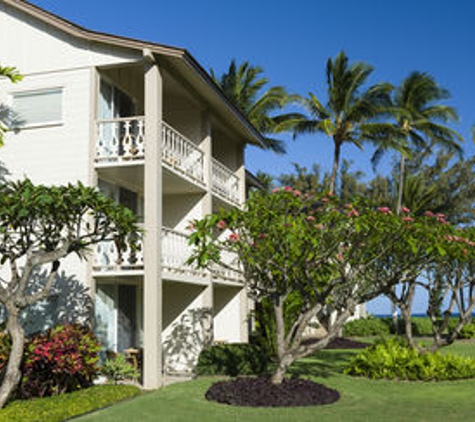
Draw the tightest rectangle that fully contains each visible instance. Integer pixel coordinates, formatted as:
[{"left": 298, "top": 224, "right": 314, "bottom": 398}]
[
  {"left": 239, "top": 287, "right": 250, "bottom": 342},
  {"left": 86, "top": 67, "right": 100, "bottom": 322},
  {"left": 236, "top": 145, "right": 246, "bottom": 207},
  {"left": 143, "top": 52, "right": 163, "bottom": 389},
  {"left": 200, "top": 111, "right": 214, "bottom": 344},
  {"left": 236, "top": 144, "right": 249, "bottom": 340}
]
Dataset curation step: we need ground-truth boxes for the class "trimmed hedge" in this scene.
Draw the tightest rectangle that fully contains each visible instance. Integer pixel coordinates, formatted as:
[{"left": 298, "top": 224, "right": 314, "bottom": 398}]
[
  {"left": 344, "top": 337, "right": 475, "bottom": 381},
  {"left": 343, "top": 316, "right": 473, "bottom": 338},
  {"left": 196, "top": 343, "right": 268, "bottom": 376},
  {"left": 0, "top": 385, "right": 140, "bottom": 422},
  {"left": 343, "top": 316, "right": 391, "bottom": 337}
]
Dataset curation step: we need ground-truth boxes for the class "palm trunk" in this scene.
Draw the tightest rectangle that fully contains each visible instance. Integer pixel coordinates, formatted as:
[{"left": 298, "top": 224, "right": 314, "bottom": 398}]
[
  {"left": 396, "top": 153, "right": 405, "bottom": 214},
  {"left": 391, "top": 153, "right": 406, "bottom": 333},
  {"left": 0, "top": 308, "right": 25, "bottom": 408},
  {"left": 329, "top": 142, "right": 341, "bottom": 196}
]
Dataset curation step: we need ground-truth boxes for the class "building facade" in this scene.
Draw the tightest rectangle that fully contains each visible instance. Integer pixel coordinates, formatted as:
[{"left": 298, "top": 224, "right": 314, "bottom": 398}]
[{"left": 0, "top": 0, "right": 264, "bottom": 388}]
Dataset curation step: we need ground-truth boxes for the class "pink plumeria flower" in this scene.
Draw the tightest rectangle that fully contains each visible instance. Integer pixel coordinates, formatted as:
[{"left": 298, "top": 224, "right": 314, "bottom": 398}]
[
  {"left": 271, "top": 188, "right": 280, "bottom": 193},
  {"left": 402, "top": 217, "right": 414, "bottom": 222},
  {"left": 424, "top": 211, "right": 435, "bottom": 217},
  {"left": 228, "top": 232, "right": 239, "bottom": 242},
  {"left": 284, "top": 186, "right": 293, "bottom": 192},
  {"left": 401, "top": 207, "right": 411, "bottom": 213},
  {"left": 378, "top": 207, "right": 392, "bottom": 214},
  {"left": 307, "top": 215, "right": 316, "bottom": 221},
  {"left": 216, "top": 220, "right": 227, "bottom": 230}
]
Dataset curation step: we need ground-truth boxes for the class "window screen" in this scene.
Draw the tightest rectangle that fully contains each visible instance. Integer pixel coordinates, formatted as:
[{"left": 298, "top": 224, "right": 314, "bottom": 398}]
[{"left": 12, "top": 88, "right": 62, "bottom": 127}]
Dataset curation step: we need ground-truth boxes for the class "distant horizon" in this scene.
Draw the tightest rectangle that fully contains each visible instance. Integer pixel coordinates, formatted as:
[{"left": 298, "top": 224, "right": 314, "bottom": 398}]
[{"left": 370, "top": 312, "right": 475, "bottom": 318}]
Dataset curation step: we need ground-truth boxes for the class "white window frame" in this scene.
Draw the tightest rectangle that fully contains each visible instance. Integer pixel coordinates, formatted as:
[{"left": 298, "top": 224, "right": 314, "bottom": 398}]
[{"left": 10, "top": 87, "right": 64, "bottom": 129}]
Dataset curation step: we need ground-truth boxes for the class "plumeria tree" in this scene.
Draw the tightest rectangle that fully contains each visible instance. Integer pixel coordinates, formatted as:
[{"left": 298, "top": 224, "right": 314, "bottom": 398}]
[
  {"left": 188, "top": 188, "right": 458, "bottom": 384},
  {"left": 0, "top": 179, "right": 139, "bottom": 407},
  {"left": 381, "top": 211, "right": 475, "bottom": 352},
  {"left": 0, "top": 64, "right": 22, "bottom": 147}
]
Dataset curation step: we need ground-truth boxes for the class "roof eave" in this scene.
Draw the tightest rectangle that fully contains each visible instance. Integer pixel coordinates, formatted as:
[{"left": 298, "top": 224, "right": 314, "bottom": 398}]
[{"left": 4, "top": 0, "right": 266, "bottom": 148}]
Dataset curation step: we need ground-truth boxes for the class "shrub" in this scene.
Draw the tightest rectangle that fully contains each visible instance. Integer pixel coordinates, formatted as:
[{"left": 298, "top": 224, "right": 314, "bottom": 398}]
[
  {"left": 459, "top": 322, "right": 475, "bottom": 339},
  {"left": 0, "top": 385, "right": 140, "bottom": 422},
  {"left": 343, "top": 316, "right": 391, "bottom": 337},
  {"left": 196, "top": 343, "right": 268, "bottom": 377},
  {"left": 19, "top": 324, "right": 101, "bottom": 398},
  {"left": 344, "top": 337, "right": 475, "bottom": 381},
  {"left": 100, "top": 353, "right": 139, "bottom": 384}
]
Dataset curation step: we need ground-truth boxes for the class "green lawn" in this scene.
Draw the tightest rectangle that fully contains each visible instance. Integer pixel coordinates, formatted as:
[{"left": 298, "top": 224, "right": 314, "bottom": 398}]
[{"left": 76, "top": 341, "right": 475, "bottom": 422}]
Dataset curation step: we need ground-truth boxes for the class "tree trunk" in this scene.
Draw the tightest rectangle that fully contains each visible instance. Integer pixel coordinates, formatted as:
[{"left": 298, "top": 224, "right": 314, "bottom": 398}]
[
  {"left": 401, "top": 283, "right": 417, "bottom": 349},
  {"left": 329, "top": 141, "right": 341, "bottom": 196},
  {"left": 271, "top": 353, "right": 294, "bottom": 385},
  {"left": 400, "top": 306, "right": 416, "bottom": 349},
  {"left": 391, "top": 303, "right": 399, "bottom": 335},
  {"left": 0, "top": 308, "right": 25, "bottom": 408}
]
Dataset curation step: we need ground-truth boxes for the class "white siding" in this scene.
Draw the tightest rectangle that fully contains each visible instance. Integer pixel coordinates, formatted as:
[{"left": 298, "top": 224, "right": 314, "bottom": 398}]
[
  {"left": 1, "top": 68, "right": 91, "bottom": 185},
  {"left": 163, "top": 193, "right": 204, "bottom": 231},
  {"left": 0, "top": 3, "right": 140, "bottom": 75},
  {"left": 214, "top": 286, "right": 243, "bottom": 342}
]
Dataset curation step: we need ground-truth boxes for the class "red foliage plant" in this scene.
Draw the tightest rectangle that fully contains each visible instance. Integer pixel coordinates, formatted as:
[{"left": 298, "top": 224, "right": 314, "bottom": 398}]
[{"left": 0, "top": 324, "right": 101, "bottom": 399}]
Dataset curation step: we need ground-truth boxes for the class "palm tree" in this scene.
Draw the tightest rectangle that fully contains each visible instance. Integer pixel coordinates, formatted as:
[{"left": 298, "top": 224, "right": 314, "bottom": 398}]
[
  {"left": 211, "top": 60, "right": 300, "bottom": 154},
  {"left": 293, "top": 51, "right": 394, "bottom": 195},
  {"left": 375, "top": 71, "right": 463, "bottom": 213}
]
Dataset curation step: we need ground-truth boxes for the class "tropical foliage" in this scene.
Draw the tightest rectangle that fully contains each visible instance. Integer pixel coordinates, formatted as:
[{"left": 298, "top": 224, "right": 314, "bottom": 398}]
[
  {"left": 345, "top": 337, "right": 475, "bottom": 381},
  {"left": 372, "top": 71, "right": 463, "bottom": 212},
  {"left": 293, "top": 51, "right": 396, "bottom": 194},
  {"left": 211, "top": 59, "right": 300, "bottom": 154}
]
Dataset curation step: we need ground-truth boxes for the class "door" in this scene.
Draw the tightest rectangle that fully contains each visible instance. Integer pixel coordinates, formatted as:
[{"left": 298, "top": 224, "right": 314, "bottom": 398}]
[
  {"left": 98, "top": 78, "right": 136, "bottom": 157},
  {"left": 117, "top": 285, "right": 137, "bottom": 352}
]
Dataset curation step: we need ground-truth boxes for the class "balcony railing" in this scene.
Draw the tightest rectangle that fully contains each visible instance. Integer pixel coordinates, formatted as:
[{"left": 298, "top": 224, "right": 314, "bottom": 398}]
[
  {"left": 211, "top": 247, "right": 244, "bottom": 282},
  {"left": 96, "top": 117, "right": 145, "bottom": 164},
  {"left": 93, "top": 233, "right": 144, "bottom": 272},
  {"left": 93, "top": 227, "right": 243, "bottom": 283},
  {"left": 161, "top": 227, "right": 205, "bottom": 278},
  {"left": 161, "top": 122, "right": 205, "bottom": 185},
  {"left": 211, "top": 158, "right": 240, "bottom": 205},
  {"left": 95, "top": 118, "right": 240, "bottom": 205}
]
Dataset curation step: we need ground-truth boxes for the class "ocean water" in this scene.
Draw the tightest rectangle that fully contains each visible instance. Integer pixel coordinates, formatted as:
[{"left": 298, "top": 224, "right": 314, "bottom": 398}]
[{"left": 374, "top": 313, "right": 475, "bottom": 318}]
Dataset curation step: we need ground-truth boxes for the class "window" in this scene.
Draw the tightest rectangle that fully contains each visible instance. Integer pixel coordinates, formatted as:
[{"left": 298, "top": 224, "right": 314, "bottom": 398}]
[{"left": 12, "top": 88, "right": 62, "bottom": 128}]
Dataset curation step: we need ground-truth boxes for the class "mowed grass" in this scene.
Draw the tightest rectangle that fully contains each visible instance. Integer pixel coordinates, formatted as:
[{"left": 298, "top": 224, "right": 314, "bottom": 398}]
[{"left": 76, "top": 340, "right": 475, "bottom": 422}]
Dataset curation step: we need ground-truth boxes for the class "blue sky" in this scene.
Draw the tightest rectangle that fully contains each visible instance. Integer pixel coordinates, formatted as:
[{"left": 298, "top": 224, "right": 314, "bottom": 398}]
[{"left": 28, "top": 0, "right": 475, "bottom": 314}]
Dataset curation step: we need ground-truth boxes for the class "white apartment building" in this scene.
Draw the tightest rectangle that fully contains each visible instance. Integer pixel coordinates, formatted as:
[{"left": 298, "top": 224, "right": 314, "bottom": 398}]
[{"left": 0, "top": 0, "right": 265, "bottom": 388}]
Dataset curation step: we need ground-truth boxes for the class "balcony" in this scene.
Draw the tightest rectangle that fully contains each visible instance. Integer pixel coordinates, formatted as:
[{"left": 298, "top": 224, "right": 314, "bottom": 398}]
[
  {"left": 95, "top": 118, "right": 240, "bottom": 204},
  {"left": 161, "top": 122, "right": 205, "bottom": 187},
  {"left": 96, "top": 117, "right": 145, "bottom": 164},
  {"left": 211, "top": 158, "right": 240, "bottom": 206},
  {"left": 92, "top": 227, "right": 243, "bottom": 283}
]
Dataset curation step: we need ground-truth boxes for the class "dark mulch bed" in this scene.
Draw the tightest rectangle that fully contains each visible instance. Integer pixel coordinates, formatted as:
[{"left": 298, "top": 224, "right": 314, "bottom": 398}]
[
  {"left": 205, "top": 376, "right": 340, "bottom": 407},
  {"left": 301, "top": 336, "right": 369, "bottom": 350}
]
